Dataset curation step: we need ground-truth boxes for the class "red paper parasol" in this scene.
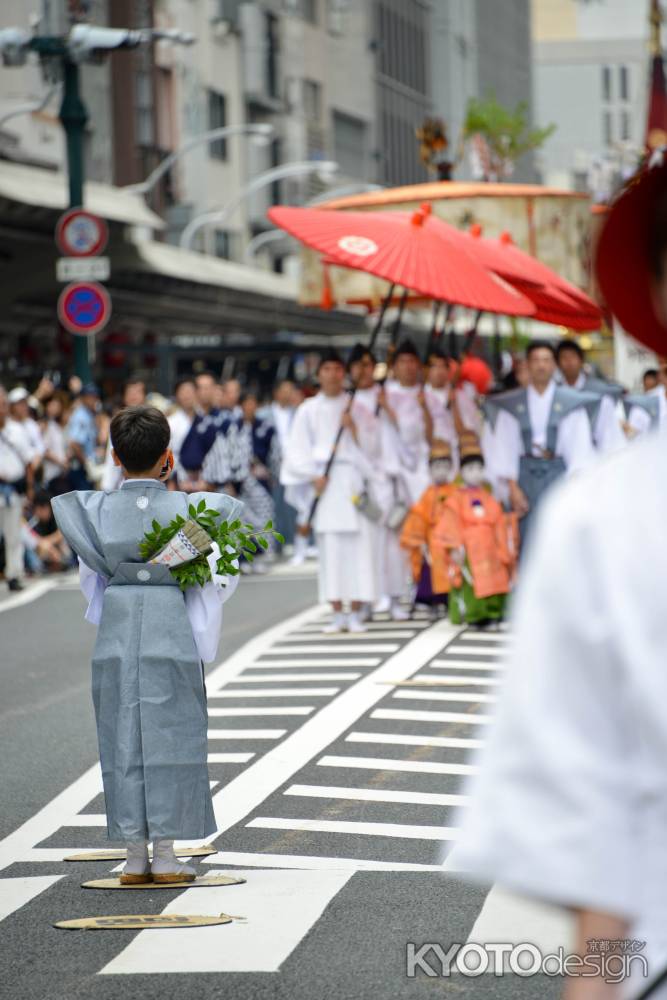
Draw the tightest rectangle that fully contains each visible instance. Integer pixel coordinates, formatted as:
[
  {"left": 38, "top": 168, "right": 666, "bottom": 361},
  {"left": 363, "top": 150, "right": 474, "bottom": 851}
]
[{"left": 268, "top": 203, "right": 535, "bottom": 318}]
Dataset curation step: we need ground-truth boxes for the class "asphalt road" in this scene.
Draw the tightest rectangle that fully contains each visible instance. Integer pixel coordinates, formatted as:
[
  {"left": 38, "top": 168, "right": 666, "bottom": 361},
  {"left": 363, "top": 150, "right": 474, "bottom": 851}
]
[{"left": 0, "top": 571, "right": 564, "bottom": 1000}]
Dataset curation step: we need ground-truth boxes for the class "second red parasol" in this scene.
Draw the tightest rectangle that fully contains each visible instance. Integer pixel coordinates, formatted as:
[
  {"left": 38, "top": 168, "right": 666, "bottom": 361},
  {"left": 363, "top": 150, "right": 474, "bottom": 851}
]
[{"left": 268, "top": 203, "right": 536, "bottom": 318}]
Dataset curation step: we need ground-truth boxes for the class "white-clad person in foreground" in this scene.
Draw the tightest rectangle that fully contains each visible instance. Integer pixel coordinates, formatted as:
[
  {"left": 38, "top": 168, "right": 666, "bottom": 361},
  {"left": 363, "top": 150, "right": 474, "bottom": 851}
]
[
  {"left": 280, "top": 348, "right": 378, "bottom": 633},
  {"left": 447, "top": 153, "right": 667, "bottom": 1000}
]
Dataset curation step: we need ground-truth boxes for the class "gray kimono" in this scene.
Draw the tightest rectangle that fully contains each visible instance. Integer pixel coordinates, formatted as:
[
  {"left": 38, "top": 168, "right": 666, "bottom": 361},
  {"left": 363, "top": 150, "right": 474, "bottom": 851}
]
[{"left": 51, "top": 480, "right": 242, "bottom": 843}]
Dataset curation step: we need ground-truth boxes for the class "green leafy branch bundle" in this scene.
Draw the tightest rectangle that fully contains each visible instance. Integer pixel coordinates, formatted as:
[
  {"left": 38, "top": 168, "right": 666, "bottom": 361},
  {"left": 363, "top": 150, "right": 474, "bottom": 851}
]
[{"left": 138, "top": 499, "right": 284, "bottom": 591}]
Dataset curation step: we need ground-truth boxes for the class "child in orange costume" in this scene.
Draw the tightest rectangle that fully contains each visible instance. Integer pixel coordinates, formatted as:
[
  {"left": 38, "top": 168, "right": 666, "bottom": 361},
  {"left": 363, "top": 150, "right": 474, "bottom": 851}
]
[
  {"left": 432, "top": 434, "right": 513, "bottom": 629},
  {"left": 399, "top": 440, "right": 457, "bottom": 616}
]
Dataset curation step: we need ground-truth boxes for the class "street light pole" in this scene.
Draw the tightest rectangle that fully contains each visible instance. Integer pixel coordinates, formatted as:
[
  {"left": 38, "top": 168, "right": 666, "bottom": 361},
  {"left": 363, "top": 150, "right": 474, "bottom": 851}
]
[
  {"left": 123, "top": 124, "right": 274, "bottom": 197},
  {"left": 180, "top": 160, "right": 339, "bottom": 251},
  {"left": 59, "top": 56, "right": 90, "bottom": 380}
]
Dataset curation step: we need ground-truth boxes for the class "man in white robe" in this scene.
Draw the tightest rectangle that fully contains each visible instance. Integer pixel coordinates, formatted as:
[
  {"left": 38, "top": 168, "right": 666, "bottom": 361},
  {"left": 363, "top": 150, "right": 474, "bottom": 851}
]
[
  {"left": 375, "top": 340, "right": 433, "bottom": 618},
  {"left": 556, "top": 339, "right": 627, "bottom": 454},
  {"left": 280, "top": 349, "right": 378, "bottom": 633}
]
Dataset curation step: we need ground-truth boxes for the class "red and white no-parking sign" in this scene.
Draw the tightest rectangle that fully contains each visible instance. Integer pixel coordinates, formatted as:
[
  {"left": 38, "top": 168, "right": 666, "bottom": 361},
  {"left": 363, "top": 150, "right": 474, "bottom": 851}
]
[
  {"left": 55, "top": 208, "right": 108, "bottom": 258},
  {"left": 57, "top": 282, "right": 112, "bottom": 337}
]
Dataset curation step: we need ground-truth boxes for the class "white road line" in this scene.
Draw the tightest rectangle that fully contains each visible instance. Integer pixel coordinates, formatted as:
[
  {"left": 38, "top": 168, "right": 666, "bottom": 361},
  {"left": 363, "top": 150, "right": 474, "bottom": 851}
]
[
  {"left": 207, "top": 729, "right": 287, "bottom": 740},
  {"left": 372, "top": 708, "right": 491, "bottom": 726},
  {"left": 247, "top": 658, "right": 380, "bottom": 668},
  {"left": 346, "top": 732, "right": 485, "bottom": 750},
  {"left": 207, "top": 706, "right": 315, "bottom": 716},
  {"left": 411, "top": 674, "right": 502, "bottom": 686},
  {"left": 232, "top": 672, "right": 361, "bottom": 682},
  {"left": 208, "top": 752, "right": 255, "bottom": 763},
  {"left": 392, "top": 690, "right": 497, "bottom": 704},
  {"left": 100, "top": 869, "right": 354, "bottom": 975},
  {"left": 0, "top": 875, "right": 65, "bottom": 923},
  {"left": 67, "top": 814, "right": 106, "bottom": 826},
  {"left": 267, "top": 644, "right": 399, "bottom": 654},
  {"left": 246, "top": 817, "right": 460, "bottom": 841},
  {"left": 295, "top": 622, "right": 428, "bottom": 633},
  {"left": 0, "top": 579, "right": 57, "bottom": 614},
  {"left": 444, "top": 644, "right": 506, "bottom": 657},
  {"left": 0, "top": 761, "right": 102, "bottom": 873},
  {"left": 465, "top": 886, "right": 574, "bottom": 966},
  {"left": 280, "top": 631, "right": 415, "bottom": 642},
  {"left": 317, "top": 755, "right": 478, "bottom": 776},
  {"left": 284, "top": 783, "right": 470, "bottom": 807},
  {"left": 458, "top": 632, "right": 511, "bottom": 642},
  {"left": 214, "top": 687, "right": 341, "bottom": 698},
  {"left": 430, "top": 659, "right": 505, "bottom": 671},
  {"left": 200, "top": 852, "right": 446, "bottom": 871},
  {"left": 0, "top": 580, "right": 56, "bottom": 613}
]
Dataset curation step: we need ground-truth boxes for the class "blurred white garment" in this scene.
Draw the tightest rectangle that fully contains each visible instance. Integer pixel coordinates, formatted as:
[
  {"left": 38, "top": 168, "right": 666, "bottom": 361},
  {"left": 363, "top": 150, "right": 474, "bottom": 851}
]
[
  {"left": 42, "top": 419, "right": 68, "bottom": 483},
  {"left": 280, "top": 392, "right": 379, "bottom": 604},
  {"left": 628, "top": 385, "right": 667, "bottom": 436},
  {"left": 447, "top": 432, "right": 667, "bottom": 999},
  {"left": 100, "top": 437, "right": 123, "bottom": 492}
]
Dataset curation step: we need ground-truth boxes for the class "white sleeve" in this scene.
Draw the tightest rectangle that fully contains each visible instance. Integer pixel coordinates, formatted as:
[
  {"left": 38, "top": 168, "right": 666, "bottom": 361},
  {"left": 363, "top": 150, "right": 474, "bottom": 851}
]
[
  {"left": 78, "top": 556, "right": 108, "bottom": 625},
  {"left": 594, "top": 395, "right": 627, "bottom": 455},
  {"left": 101, "top": 438, "right": 122, "bottom": 491},
  {"left": 279, "top": 404, "right": 321, "bottom": 485},
  {"left": 446, "top": 482, "right": 640, "bottom": 920},
  {"left": 489, "top": 409, "right": 522, "bottom": 481},
  {"left": 185, "top": 568, "right": 240, "bottom": 665},
  {"left": 556, "top": 407, "right": 595, "bottom": 473},
  {"left": 628, "top": 405, "right": 651, "bottom": 436}
]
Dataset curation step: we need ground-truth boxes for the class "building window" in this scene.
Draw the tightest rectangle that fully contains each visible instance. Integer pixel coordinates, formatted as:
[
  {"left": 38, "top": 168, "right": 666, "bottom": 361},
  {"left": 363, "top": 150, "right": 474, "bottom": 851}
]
[
  {"left": 303, "top": 79, "right": 322, "bottom": 120},
  {"left": 619, "top": 65, "right": 629, "bottom": 101},
  {"left": 620, "top": 109, "right": 631, "bottom": 141},
  {"left": 208, "top": 90, "right": 227, "bottom": 159},
  {"left": 326, "top": 0, "right": 348, "bottom": 34},
  {"left": 603, "top": 110, "right": 613, "bottom": 146},
  {"left": 602, "top": 65, "right": 612, "bottom": 102},
  {"left": 333, "top": 110, "right": 367, "bottom": 178},
  {"left": 284, "top": 0, "right": 318, "bottom": 22}
]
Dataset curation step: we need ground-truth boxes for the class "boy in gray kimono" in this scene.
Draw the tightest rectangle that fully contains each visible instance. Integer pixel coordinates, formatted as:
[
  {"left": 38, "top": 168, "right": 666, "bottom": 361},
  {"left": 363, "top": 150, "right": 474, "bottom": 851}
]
[{"left": 52, "top": 405, "right": 242, "bottom": 884}]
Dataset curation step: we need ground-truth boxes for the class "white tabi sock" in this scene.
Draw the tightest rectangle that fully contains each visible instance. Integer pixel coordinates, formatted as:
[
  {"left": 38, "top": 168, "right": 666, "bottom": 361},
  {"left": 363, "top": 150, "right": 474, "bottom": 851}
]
[
  {"left": 123, "top": 839, "right": 149, "bottom": 875},
  {"left": 150, "top": 838, "right": 196, "bottom": 877}
]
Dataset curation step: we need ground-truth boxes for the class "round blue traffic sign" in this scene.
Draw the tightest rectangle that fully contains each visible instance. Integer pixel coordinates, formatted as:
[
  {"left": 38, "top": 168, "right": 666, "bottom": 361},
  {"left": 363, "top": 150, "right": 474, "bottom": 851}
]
[{"left": 57, "top": 281, "right": 111, "bottom": 336}]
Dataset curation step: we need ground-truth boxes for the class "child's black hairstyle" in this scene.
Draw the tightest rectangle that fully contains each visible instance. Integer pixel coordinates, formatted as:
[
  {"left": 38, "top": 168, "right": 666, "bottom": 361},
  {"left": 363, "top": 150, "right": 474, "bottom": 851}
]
[
  {"left": 555, "top": 339, "right": 584, "bottom": 362},
  {"left": 32, "top": 488, "right": 53, "bottom": 508},
  {"left": 394, "top": 338, "right": 420, "bottom": 360},
  {"left": 317, "top": 347, "right": 345, "bottom": 371},
  {"left": 525, "top": 338, "right": 556, "bottom": 361},
  {"left": 347, "top": 342, "right": 376, "bottom": 370},
  {"left": 110, "top": 405, "right": 171, "bottom": 473}
]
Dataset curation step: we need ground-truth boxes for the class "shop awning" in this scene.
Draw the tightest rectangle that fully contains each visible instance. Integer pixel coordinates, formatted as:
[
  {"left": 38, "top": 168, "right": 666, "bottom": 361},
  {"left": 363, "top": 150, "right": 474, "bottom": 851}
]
[{"left": 0, "top": 160, "right": 164, "bottom": 229}]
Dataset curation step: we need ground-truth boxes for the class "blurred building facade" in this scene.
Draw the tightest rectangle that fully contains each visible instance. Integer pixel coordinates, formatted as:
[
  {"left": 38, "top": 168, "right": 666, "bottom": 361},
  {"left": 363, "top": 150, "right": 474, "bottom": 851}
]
[
  {"left": 532, "top": 0, "right": 649, "bottom": 196},
  {"left": 429, "top": 0, "right": 537, "bottom": 183}
]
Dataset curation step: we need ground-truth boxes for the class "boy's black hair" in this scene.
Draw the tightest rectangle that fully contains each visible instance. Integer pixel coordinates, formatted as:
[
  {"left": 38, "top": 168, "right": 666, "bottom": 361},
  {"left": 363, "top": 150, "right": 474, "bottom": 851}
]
[
  {"left": 173, "top": 376, "right": 196, "bottom": 393},
  {"left": 427, "top": 347, "right": 449, "bottom": 364},
  {"left": 555, "top": 339, "right": 584, "bottom": 361},
  {"left": 32, "top": 489, "right": 52, "bottom": 507},
  {"left": 317, "top": 348, "right": 345, "bottom": 371},
  {"left": 110, "top": 405, "right": 170, "bottom": 473},
  {"left": 347, "top": 342, "right": 376, "bottom": 369},
  {"left": 394, "top": 338, "right": 420, "bottom": 360},
  {"left": 643, "top": 367, "right": 660, "bottom": 380},
  {"left": 526, "top": 339, "right": 556, "bottom": 361}
]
